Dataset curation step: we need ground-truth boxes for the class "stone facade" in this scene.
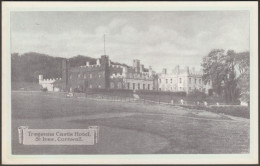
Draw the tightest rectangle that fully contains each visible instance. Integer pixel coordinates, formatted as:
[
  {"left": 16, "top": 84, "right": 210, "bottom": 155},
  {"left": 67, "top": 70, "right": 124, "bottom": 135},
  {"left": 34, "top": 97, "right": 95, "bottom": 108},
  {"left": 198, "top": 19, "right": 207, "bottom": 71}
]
[
  {"left": 39, "top": 55, "right": 211, "bottom": 94},
  {"left": 158, "top": 65, "right": 212, "bottom": 94},
  {"left": 66, "top": 55, "right": 110, "bottom": 92},
  {"left": 53, "top": 55, "right": 156, "bottom": 92}
]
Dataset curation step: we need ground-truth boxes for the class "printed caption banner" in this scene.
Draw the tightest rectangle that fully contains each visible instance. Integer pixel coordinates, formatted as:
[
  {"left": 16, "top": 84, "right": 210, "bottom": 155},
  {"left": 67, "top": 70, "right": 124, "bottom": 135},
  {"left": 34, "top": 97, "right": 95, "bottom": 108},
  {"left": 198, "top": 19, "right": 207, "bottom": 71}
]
[{"left": 18, "top": 126, "right": 99, "bottom": 145}]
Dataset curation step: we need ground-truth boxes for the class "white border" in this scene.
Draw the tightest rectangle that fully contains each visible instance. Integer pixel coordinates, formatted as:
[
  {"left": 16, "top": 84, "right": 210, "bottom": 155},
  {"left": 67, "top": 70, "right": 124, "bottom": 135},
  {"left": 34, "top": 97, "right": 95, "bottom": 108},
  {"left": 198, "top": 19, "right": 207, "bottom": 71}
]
[{"left": 2, "top": 1, "right": 258, "bottom": 164}]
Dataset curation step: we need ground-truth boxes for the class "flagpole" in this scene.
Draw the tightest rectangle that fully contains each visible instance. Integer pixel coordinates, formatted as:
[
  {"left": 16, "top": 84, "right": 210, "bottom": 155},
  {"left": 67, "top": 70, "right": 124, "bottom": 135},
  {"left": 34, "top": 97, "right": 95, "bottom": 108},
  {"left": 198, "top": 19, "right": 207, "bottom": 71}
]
[{"left": 104, "top": 34, "right": 106, "bottom": 55}]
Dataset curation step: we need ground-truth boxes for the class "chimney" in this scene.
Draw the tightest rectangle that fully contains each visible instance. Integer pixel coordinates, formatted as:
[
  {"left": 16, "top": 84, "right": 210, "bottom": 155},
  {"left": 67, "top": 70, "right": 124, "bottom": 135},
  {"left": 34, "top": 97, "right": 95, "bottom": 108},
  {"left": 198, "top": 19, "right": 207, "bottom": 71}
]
[
  {"left": 133, "top": 59, "right": 140, "bottom": 73},
  {"left": 122, "top": 66, "right": 128, "bottom": 76},
  {"left": 96, "top": 59, "right": 100, "bottom": 65},
  {"left": 192, "top": 67, "right": 195, "bottom": 73},
  {"left": 149, "top": 66, "right": 153, "bottom": 76},
  {"left": 185, "top": 66, "right": 189, "bottom": 74},
  {"left": 162, "top": 68, "right": 167, "bottom": 74},
  {"left": 140, "top": 64, "right": 144, "bottom": 73},
  {"left": 86, "top": 61, "right": 90, "bottom": 66},
  {"left": 39, "top": 75, "right": 43, "bottom": 84},
  {"left": 176, "top": 65, "right": 180, "bottom": 74}
]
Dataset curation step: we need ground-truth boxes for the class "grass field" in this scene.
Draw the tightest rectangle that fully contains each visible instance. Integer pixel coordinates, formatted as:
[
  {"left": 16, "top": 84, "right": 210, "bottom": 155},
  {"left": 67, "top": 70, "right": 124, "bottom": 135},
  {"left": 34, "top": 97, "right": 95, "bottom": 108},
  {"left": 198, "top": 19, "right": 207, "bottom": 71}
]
[{"left": 11, "top": 91, "right": 249, "bottom": 154}]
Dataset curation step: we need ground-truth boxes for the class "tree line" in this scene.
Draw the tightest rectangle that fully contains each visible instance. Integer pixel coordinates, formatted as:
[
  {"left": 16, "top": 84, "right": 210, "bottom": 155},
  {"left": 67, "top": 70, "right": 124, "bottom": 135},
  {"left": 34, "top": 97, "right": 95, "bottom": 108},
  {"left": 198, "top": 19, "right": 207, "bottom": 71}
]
[{"left": 11, "top": 52, "right": 96, "bottom": 83}]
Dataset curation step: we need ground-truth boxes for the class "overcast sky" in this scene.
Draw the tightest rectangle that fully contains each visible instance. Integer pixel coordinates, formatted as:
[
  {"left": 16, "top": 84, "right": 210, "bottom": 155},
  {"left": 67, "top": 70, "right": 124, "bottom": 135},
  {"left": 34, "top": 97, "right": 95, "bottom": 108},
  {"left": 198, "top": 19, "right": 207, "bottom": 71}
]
[{"left": 11, "top": 11, "right": 249, "bottom": 72}]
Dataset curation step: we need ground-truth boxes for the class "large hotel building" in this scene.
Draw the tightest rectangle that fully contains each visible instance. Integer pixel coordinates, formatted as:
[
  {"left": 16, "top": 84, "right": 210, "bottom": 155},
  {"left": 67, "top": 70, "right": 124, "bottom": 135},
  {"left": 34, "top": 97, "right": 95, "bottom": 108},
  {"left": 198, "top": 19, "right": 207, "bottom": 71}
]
[{"left": 39, "top": 55, "right": 212, "bottom": 94}]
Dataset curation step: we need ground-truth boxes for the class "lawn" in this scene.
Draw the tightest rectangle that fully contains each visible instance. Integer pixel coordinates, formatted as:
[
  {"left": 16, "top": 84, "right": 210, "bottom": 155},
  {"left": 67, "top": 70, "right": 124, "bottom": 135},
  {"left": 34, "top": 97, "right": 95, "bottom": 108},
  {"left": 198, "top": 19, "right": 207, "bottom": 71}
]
[{"left": 11, "top": 91, "right": 249, "bottom": 154}]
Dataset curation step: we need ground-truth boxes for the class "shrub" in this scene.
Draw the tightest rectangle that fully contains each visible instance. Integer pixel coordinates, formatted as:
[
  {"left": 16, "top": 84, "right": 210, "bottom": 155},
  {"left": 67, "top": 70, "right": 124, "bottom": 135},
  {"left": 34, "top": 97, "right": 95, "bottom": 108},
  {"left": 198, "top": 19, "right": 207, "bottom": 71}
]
[
  {"left": 73, "top": 87, "right": 83, "bottom": 93},
  {"left": 41, "top": 87, "right": 47, "bottom": 92},
  {"left": 207, "top": 105, "right": 249, "bottom": 119},
  {"left": 136, "top": 90, "right": 186, "bottom": 97},
  {"left": 187, "top": 90, "right": 206, "bottom": 101}
]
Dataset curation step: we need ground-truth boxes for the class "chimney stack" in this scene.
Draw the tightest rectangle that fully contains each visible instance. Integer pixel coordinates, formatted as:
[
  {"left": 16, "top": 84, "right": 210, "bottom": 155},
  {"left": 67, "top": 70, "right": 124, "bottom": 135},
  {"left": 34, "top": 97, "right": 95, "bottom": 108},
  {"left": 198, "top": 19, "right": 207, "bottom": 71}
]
[
  {"left": 133, "top": 59, "right": 140, "bottom": 73},
  {"left": 140, "top": 64, "right": 144, "bottom": 73},
  {"left": 149, "top": 66, "right": 153, "bottom": 77},
  {"left": 185, "top": 66, "right": 189, "bottom": 74},
  {"left": 176, "top": 65, "right": 180, "bottom": 74},
  {"left": 96, "top": 59, "right": 100, "bottom": 65},
  {"left": 162, "top": 68, "right": 167, "bottom": 74},
  {"left": 192, "top": 67, "right": 195, "bottom": 73},
  {"left": 39, "top": 75, "right": 43, "bottom": 84}
]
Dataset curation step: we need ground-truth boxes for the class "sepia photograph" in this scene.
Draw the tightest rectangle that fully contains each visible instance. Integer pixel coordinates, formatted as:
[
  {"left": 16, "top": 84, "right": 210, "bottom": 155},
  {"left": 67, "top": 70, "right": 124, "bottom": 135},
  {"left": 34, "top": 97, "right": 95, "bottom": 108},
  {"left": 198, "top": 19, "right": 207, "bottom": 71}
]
[{"left": 2, "top": 1, "right": 258, "bottom": 165}]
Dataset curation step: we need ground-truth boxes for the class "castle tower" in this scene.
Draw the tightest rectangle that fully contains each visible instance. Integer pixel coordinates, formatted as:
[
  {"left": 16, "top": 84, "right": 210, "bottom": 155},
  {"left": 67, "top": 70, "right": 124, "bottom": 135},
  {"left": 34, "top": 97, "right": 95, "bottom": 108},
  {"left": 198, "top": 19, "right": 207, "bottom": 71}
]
[
  {"left": 101, "top": 55, "right": 110, "bottom": 89},
  {"left": 62, "top": 59, "right": 69, "bottom": 91}
]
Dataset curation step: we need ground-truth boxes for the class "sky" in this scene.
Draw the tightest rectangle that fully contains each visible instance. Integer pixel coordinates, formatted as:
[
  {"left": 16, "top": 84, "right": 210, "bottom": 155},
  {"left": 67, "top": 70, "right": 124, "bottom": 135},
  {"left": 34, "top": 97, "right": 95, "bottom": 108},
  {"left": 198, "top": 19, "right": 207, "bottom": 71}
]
[{"left": 11, "top": 11, "right": 250, "bottom": 72}]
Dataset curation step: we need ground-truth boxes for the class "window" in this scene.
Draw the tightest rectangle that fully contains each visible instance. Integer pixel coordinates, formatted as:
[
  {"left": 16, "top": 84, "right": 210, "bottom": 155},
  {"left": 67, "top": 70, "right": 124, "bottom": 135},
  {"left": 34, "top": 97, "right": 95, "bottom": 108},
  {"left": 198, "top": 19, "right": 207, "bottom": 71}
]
[
  {"left": 110, "top": 82, "right": 114, "bottom": 89},
  {"left": 90, "top": 74, "right": 92, "bottom": 78},
  {"left": 118, "top": 82, "right": 122, "bottom": 89},
  {"left": 133, "top": 83, "right": 135, "bottom": 90},
  {"left": 148, "top": 84, "right": 150, "bottom": 90},
  {"left": 84, "top": 74, "right": 86, "bottom": 78},
  {"left": 99, "top": 74, "right": 101, "bottom": 78},
  {"left": 195, "top": 79, "right": 197, "bottom": 84},
  {"left": 166, "top": 79, "right": 168, "bottom": 84},
  {"left": 70, "top": 75, "right": 72, "bottom": 79},
  {"left": 171, "top": 87, "right": 172, "bottom": 91},
  {"left": 199, "top": 79, "right": 201, "bottom": 84},
  {"left": 127, "top": 83, "right": 130, "bottom": 89},
  {"left": 189, "top": 78, "right": 191, "bottom": 83},
  {"left": 89, "top": 84, "right": 92, "bottom": 88},
  {"left": 138, "top": 83, "right": 140, "bottom": 90},
  {"left": 143, "top": 84, "right": 145, "bottom": 90},
  {"left": 78, "top": 74, "right": 80, "bottom": 78},
  {"left": 189, "top": 87, "right": 191, "bottom": 90},
  {"left": 171, "top": 79, "right": 172, "bottom": 83},
  {"left": 179, "top": 78, "right": 182, "bottom": 83},
  {"left": 159, "top": 79, "right": 161, "bottom": 83}
]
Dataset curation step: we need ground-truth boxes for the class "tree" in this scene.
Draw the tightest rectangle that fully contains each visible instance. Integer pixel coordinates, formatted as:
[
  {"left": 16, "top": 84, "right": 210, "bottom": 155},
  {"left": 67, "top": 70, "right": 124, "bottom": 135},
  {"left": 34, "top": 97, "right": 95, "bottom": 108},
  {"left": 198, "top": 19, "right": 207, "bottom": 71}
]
[
  {"left": 235, "top": 51, "right": 250, "bottom": 103},
  {"left": 201, "top": 49, "right": 241, "bottom": 103}
]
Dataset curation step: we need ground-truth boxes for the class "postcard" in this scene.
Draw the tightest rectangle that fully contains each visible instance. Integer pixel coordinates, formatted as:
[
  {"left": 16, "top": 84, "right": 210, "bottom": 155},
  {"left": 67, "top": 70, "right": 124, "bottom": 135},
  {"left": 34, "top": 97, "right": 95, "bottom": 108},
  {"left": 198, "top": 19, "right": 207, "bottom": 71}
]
[{"left": 2, "top": 1, "right": 258, "bottom": 164}]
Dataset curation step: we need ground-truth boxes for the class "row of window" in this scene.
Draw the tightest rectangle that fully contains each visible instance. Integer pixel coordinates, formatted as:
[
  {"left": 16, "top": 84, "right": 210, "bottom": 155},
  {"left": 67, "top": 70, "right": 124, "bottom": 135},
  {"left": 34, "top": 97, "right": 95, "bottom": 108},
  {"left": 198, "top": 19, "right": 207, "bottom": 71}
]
[
  {"left": 159, "top": 87, "right": 203, "bottom": 91},
  {"left": 69, "top": 73, "right": 104, "bottom": 80},
  {"left": 129, "top": 83, "right": 151, "bottom": 90},
  {"left": 110, "top": 82, "right": 151, "bottom": 90},
  {"left": 128, "top": 73, "right": 149, "bottom": 78},
  {"left": 159, "top": 78, "right": 203, "bottom": 84}
]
